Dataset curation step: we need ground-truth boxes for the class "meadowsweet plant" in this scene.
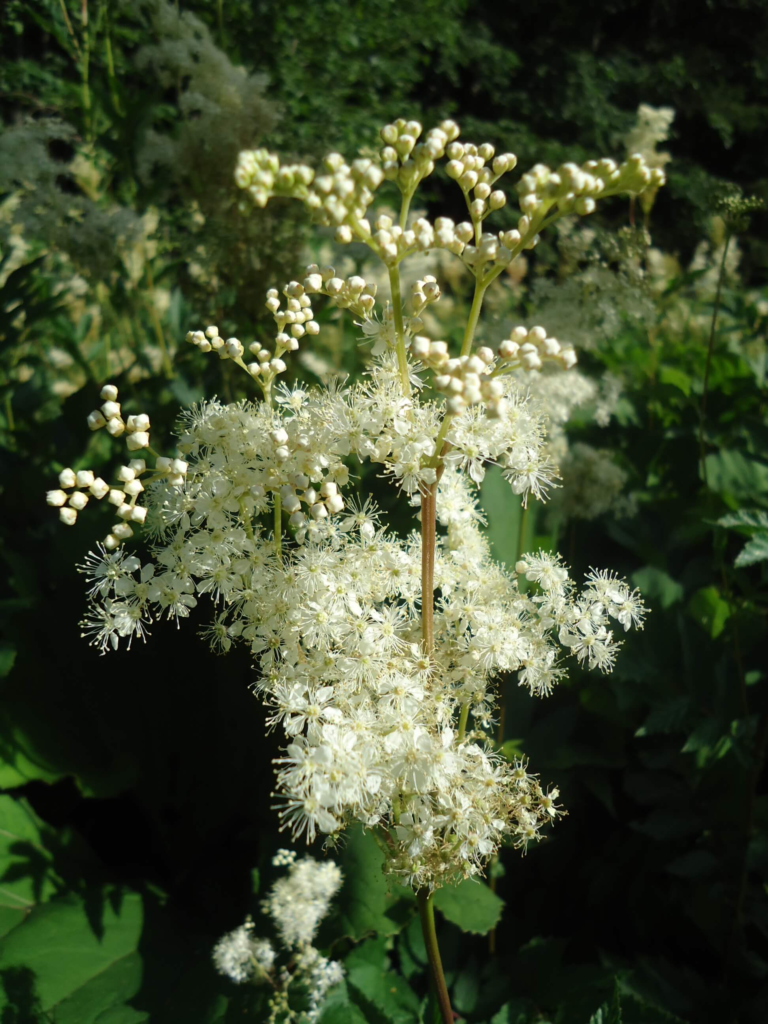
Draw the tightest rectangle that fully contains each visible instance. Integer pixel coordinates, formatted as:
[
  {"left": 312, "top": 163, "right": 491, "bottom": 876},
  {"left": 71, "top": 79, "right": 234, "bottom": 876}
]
[
  {"left": 47, "top": 117, "right": 660, "bottom": 1020},
  {"left": 213, "top": 849, "right": 343, "bottom": 1022}
]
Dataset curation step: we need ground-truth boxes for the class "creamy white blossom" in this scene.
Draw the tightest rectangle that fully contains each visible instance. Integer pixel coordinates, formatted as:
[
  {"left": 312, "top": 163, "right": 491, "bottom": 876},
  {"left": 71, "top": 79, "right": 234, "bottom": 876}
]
[
  {"left": 213, "top": 852, "right": 343, "bottom": 1022},
  {"left": 51, "top": 115, "right": 656, "bottom": 897}
]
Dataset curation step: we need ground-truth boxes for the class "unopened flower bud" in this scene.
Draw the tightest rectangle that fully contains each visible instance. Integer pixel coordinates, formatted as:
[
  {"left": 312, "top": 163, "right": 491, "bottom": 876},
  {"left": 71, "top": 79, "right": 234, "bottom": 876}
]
[
  {"left": 46, "top": 489, "right": 68, "bottom": 507},
  {"left": 124, "top": 479, "right": 144, "bottom": 497},
  {"left": 76, "top": 470, "right": 94, "bottom": 489},
  {"left": 59, "top": 507, "right": 77, "bottom": 526},
  {"left": 126, "top": 431, "right": 150, "bottom": 451},
  {"left": 89, "top": 478, "right": 110, "bottom": 499},
  {"left": 326, "top": 493, "right": 344, "bottom": 513},
  {"left": 87, "top": 410, "right": 107, "bottom": 431},
  {"left": 59, "top": 468, "right": 76, "bottom": 489},
  {"left": 68, "top": 490, "right": 89, "bottom": 511}
]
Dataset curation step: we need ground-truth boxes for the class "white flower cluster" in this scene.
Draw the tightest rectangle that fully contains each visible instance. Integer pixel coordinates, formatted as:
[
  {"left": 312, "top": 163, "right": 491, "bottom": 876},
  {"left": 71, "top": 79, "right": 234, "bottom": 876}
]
[
  {"left": 213, "top": 850, "right": 343, "bottom": 1023},
  {"left": 46, "top": 383, "right": 187, "bottom": 547},
  {"left": 74, "top": 429, "right": 643, "bottom": 886},
  {"left": 56, "top": 115, "right": 659, "bottom": 898}
]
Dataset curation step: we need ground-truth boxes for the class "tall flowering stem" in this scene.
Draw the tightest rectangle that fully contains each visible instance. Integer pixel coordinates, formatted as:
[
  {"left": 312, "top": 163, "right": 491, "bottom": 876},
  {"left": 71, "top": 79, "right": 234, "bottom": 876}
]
[
  {"left": 460, "top": 278, "right": 487, "bottom": 357},
  {"left": 419, "top": 889, "right": 454, "bottom": 1024},
  {"left": 389, "top": 264, "right": 411, "bottom": 396},
  {"left": 421, "top": 482, "right": 437, "bottom": 654},
  {"left": 50, "top": 115, "right": 661, "bottom": 1015}
]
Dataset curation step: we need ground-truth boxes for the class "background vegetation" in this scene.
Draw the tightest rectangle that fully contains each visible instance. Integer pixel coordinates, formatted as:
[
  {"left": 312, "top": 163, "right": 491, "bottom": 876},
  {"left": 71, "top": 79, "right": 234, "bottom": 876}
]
[{"left": 1, "top": 0, "right": 767, "bottom": 1021}]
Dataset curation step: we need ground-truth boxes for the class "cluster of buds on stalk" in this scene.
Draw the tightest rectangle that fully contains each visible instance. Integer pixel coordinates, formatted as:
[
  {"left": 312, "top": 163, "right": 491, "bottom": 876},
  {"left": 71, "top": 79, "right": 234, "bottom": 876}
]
[
  {"left": 233, "top": 148, "right": 314, "bottom": 208},
  {"left": 45, "top": 384, "right": 187, "bottom": 548},
  {"left": 303, "top": 265, "right": 377, "bottom": 314},
  {"left": 411, "top": 337, "right": 505, "bottom": 415},
  {"left": 84, "top": 384, "right": 150, "bottom": 450},
  {"left": 279, "top": 476, "right": 345, "bottom": 537},
  {"left": 445, "top": 141, "right": 517, "bottom": 219},
  {"left": 409, "top": 276, "right": 442, "bottom": 315},
  {"left": 379, "top": 118, "right": 460, "bottom": 190},
  {"left": 497, "top": 326, "right": 577, "bottom": 372},
  {"left": 516, "top": 155, "right": 666, "bottom": 221},
  {"left": 187, "top": 284, "right": 319, "bottom": 393}
]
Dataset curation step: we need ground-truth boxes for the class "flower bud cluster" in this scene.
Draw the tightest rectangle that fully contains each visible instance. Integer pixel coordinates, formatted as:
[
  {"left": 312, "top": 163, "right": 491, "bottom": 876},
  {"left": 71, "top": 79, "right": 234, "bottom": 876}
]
[
  {"left": 303, "top": 264, "right": 377, "bottom": 316},
  {"left": 497, "top": 325, "right": 577, "bottom": 372},
  {"left": 187, "top": 286, "right": 319, "bottom": 389},
  {"left": 280, "top": 477, "right": 345, "bottom": 541},
  {"left": 516, "top": 155, "right": 666, "bottom": 223},
  {"left": 445, "top": 140, "right": 517, "bottom": 221},
  {"left": 409, "top": 275, "right": 442, "bottom": 315},
  {"left": 411, "top": 337, "right": 507, "bottom": 416},
  {"left": 363, "top": 213, "right": 442, "bottom": 266},
  {"left": 379, "top": 118, "right": 460, "bottom": 192},
  {"left": 303, "top": 151, "right": 386, "bottom": 239},
  {"left": 46, "top": 384, "right": 187, "bottom": 548},
  {"left": 234, "top": 148, "right": 314, "bottom": 208},
  {"left": 85, "top": 383, "right": 151, "bottom": 450}
]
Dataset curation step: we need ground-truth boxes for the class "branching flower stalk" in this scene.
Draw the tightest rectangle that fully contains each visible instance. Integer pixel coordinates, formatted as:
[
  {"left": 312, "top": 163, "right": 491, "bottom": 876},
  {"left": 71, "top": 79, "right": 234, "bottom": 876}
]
[{"left": 47, "top": 117, "right": 661, "bottom": 1021}]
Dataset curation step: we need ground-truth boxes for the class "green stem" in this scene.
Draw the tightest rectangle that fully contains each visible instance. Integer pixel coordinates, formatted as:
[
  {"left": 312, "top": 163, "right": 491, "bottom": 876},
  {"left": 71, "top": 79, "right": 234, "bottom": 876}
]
[
  {"left": 421, "top": 482, "right": 436, "bottom": 654},
  {"left": 57, "top": 0, "right": 81, "bottom": 57},
  {"left": 457, "top": 702, "right": 470, "bottom": 742},
  {"left": 459, "top": 277, "right": 487, "bottom": 357},
  {"left": 274, "top": 494, "right": 282, "bottom": 564},
  {"left": 4, "top": 392, "right": 15, "bottom": 432},
  {"left": 399, "top": 190, "right": 413, "bottom": 231},
  {"left": 418, "top": 890, "right": 454, "bottom": 1024},
  {"left": 388, "top": 265, "right": 411, "bottom": 396},
  {"left": 80, "top": 0, "right": 91, "bottom": 140},
  {"left": 698, "top": 232, "right": 731, "bottom": 485},
  {"left": 239, "top": 500, "right": 255, "bottom": 544},
  {"left": 103, "top": 5, "right": 122, "bottom": 116},
  {"left": 516, "top": 504, "right": 529, "bottom": 562}
]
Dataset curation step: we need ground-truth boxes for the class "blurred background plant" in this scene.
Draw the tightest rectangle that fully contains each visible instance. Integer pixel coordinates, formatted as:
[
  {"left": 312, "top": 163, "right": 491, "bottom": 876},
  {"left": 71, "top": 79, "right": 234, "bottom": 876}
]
[{"left": 1, "top": 1, "right": 767, "bottom": 1021}]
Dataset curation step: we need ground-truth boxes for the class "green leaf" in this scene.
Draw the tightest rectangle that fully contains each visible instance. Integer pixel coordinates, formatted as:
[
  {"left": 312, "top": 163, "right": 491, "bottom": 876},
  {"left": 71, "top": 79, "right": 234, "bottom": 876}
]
[
  {"left": 0, "top": 892, "right": 143, "bottom": 1019},
  {"left": 317, "top": 979, "right": 369, "bottom": 1024},
  {"left": 631, "top": 567, "right": 683, "bottom": 609},
  {"left": 0, "top": 795, "right": 61, "bottom": 938},
  {"left": 717, "top": 509, "right": 768, "bottom": 531},
  {"left": 491, "top": 1000, "right": 535, "bottom": 1024},
  {"left": 658, "top": 366, "right": 691, "bottom": 395},
  {"left": 704, "top": 450, "right": 768, "bottom": 504},
  {"left": 664, "top": 850, "right": 718, "bottom": 878},
  {"left": 0, "top": 643, "right": 16, "bottom": 679},
  {"left": 480, "top": 465, "right": 532, "bottom": 570},
  {"left": 329, "top": 826, "right": 410, "bottom": 941},
  {"left": 688, "top": 586, "right": 730, "bottom": 638},
  {"left": 589, "top": 982, "right": 623, "bottom": 1024},
  {"left": 432, "top": 877, "right": 504, "bottom": 935},
  {"left": 734, "top": 532, "right": 768, "bottom": 567},
  {"left": 346, "top": 960, "right": 421, "bottom": 1024}
]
